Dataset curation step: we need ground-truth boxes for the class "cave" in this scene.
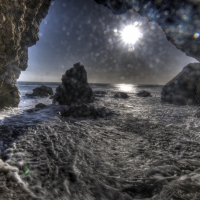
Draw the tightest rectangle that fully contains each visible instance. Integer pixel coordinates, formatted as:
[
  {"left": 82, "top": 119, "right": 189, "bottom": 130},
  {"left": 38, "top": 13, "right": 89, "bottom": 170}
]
[{"left": 0, "top": 1, "right": 200, "bottom": 200}]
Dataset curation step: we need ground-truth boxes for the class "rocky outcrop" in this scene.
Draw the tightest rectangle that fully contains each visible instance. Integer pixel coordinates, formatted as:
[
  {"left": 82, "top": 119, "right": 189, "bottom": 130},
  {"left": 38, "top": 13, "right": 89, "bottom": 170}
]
[
  {"left": 94, "top": 90, "right": 107, "bottom": 97},
  {"left": 0, "top": 0, "right": 51, "bottom": 108},
  {"left": 114, "top": 92, "right": 129, "bottom": 99},
  {"left": 26, "top": 85, "right": 53, "bottom": 97},
  {"left": 59, "top": 104, "right": 113, "bottom": 118},
  {"left": 53, "top": 63, "right": 94, "bottom": 105},
  {"left": 137, "top": 90, "right": 151, "bottom": 97},
  {"left": 161, "top": 63, "right": 200, "bottom": 105},
  {"left": 94, "top": 0, "right": 200, "bottom": 62}
]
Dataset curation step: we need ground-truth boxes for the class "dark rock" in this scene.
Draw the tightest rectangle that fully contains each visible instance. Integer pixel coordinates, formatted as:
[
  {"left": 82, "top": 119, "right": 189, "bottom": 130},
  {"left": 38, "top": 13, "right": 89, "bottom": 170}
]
[
  {"left": 137, "top": 90, "right": 151, "bottom": 97},
  {"left": 94, "top": 90, "right": 107, "bottom": 97},
  {"left": 26, "top": 85, "right": 53, "bottom": 97},
  {"left": 161, "top": 63, "right": 200, "bottom": 105},
  {"left": 35, "top": 103, "right": 47, "bottom": 109},
  {"left": 114, "top": 92, "right": 129, "bottom": 99},
  {"left": 94, "top": 0, "right": 200, "bottom": 62},
  {"left": 26, "top": 109, "right": 35, "bottom": 113},
  {"left": 59, "top": 104, "right": 112, "bottom": 118},
  {"left": 53, "top": 63, "right": 94, "bottom": 105}
]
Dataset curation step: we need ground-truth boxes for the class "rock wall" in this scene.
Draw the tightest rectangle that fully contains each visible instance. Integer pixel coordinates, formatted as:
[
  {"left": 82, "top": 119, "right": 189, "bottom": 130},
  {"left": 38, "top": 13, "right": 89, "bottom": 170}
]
[
  {"left": 0, "top": 0, "right": 51, "bottom": 108},
  {"left": 94, "top": 0, "right": 200, "bottom": 62}
]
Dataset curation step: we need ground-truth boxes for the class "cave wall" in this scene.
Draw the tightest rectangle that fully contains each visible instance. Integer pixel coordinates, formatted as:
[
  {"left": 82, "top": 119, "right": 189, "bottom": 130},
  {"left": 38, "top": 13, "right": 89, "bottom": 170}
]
[
  {"left": 0, "top": 0, "right": 51, "bottom": 108},
  {"left": 95, "top": 0, "right": 200, "bottom": 62}
]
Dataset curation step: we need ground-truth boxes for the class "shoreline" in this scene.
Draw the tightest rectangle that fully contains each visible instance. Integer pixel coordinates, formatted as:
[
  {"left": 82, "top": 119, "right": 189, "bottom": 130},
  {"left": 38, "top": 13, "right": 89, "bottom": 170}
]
[{"left": 0, "top": 111, "right": 200, "bottom": 199}]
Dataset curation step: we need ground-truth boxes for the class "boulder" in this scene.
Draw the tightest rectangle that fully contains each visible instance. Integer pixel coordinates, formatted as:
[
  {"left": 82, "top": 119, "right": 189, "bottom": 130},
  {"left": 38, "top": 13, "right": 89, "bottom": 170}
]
[
  {"left": 26, "top": 85, "right": 53, "bottom": 97},
  {"left": 114, "top": 92, "right": 129, "bottom": 99},
  {"left": 35, "top": 103, "right": 47, "bottom": 109},
  {"left": 161, "top": 63, "right": 200, "bottom": 105},
  {"left": 137, "top": 90, "right": 151, "bottom": 97},
  {"left": 59, "top": 104, "right": 112, "bottom": 118},
  {"left": 26, "top": 103, "right": 47, "bottom": 113},
  {"left": 53, "top": 63, "right": 94, "bottom": 105},
  {"left": 94, "top": 90, "right": 107, "bottom": 97}
]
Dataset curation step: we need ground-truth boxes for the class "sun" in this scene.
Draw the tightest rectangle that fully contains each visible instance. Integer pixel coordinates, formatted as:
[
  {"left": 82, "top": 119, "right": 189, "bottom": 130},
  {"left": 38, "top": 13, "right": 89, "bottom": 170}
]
[{"left": 121, "top": 25, "right": 143, "bottom": 45}]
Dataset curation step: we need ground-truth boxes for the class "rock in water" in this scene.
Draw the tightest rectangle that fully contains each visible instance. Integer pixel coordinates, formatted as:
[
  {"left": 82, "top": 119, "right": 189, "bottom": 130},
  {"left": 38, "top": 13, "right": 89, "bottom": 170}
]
[
  {"left": 114, "top": 92, "right": 129, "bottom": 99},
  {"left": 53, "top": 63, "right": 94, "bottom": 105},
  {"left": 35, "top": 103, "right": 47, "bottom": 109},
  {"left": 26, "top": 85, "right": 53, "bottom": 97},
  {"left": 59, "top": 104, "right": 113, "bottom": 118},
  {"left": 161, "top": 63, "right": 200, "bottom": 105},
  {"left": 137, "top": 90, "right": 152, "bottom": 97}
]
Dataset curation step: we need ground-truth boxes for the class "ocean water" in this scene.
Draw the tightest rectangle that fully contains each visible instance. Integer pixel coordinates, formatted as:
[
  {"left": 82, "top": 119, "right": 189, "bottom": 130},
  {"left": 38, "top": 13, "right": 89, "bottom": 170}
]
[
  {"left": 1, "top": 81, "right": 199, "bottom": 129},
  {"left": 0, "top": 82, "right": 200, "bottom": 199}
]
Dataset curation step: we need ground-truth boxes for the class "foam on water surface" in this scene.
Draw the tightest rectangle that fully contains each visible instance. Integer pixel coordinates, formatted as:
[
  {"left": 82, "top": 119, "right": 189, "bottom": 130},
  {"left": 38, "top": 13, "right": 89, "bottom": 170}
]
[{"left": 0, "top": 83, "right": 200, "bottom": 199}]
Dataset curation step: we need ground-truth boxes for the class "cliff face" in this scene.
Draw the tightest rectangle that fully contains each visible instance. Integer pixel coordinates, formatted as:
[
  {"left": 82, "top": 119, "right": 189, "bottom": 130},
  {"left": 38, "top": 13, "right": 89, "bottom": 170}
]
[
  {"left": 0, "top": 0, "right": 51, "bottom": 108},
  {"left": 94, "top": 0, "right": 200, "bottom": 62}
]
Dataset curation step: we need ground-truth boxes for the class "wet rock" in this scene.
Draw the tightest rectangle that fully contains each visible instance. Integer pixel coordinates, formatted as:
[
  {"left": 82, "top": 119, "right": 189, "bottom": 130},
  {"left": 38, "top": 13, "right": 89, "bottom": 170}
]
[
  {"left": 53, "top": 63, "right": 94, "bottom": 105},
  {"left": 137, "top": 90, "right": 151, "bottom": 97},
  {"left": 0, "top": 1, "right": 51, "bottom": 109},
  {"left": 161, "top": 63, "right": 200, "bottom": 105},
  {"left": 26, "top": 103, "right": 47, "bottom": 113},
  {"left": 114, "top": 92, "right": 129, "bottom": 99},
  {"left": 94, "top": 90, "right": 107, "bottom": 97},
  {"left": 35, "top": 103, "right": 47, "bottom": 109},
  {"left": 26, "top": 85, "right": 53, "bottom": 97},
  {"left": 26, "top": 109, "right": 35, "bottom": 113},
  {"left": 94, "top": 0, "right": 200, "bottom": 62},
  {"left": 59, "top": 104, "right": 112, "bottom": 118}
]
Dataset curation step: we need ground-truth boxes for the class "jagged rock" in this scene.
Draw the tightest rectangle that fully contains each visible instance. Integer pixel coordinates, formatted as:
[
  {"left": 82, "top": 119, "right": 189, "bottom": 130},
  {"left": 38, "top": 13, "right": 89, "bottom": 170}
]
[
  {"left": 137, "top": 90, "right": 151, "bottom": 97},
  {"left": 26, "top": 85, "right": 53, "bottom": 97},
  {"left": 114, "top": 92, "right": 129, "bottom": 99},
  {"left": 0, "top": 0, "right": 51, "bottom": 109},
  {"left": 59, "top": 104, "right": 112, "bottom": 118},
  {"left": 53, "top": 63, "right": 94, "bottom": 105},
  {"left": 94, "top": 0, "right": 200, "bottom": 62},
  {"left": 161, "top": 63, "right": 200, "bottom": 105}
]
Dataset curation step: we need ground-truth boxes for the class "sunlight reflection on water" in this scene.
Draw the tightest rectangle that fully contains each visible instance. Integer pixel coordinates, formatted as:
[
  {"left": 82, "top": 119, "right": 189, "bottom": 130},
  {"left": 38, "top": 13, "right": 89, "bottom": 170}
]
[{"left": 116, "top": 84, "right": 136, "bottom": 93}]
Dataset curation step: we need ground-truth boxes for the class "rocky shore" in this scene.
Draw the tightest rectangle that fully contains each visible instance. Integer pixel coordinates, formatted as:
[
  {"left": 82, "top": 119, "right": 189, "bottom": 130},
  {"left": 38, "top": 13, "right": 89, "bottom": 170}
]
[{"left": 0, "top": 103, "right": 200, "bottom": 199}]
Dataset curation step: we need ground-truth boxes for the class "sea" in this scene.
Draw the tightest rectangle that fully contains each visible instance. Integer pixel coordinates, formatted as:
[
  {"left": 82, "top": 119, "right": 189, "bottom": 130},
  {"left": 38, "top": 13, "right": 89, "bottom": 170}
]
[
  {"left": 0, "top": 81, "right": 199, "bottom": 129},
  {"left": 0, "top": 82, "right": 200, "bottom": 199}
]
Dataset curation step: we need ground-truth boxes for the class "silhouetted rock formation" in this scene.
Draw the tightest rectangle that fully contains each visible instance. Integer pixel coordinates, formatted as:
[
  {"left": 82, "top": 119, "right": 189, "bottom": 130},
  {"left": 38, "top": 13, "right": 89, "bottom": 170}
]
[
  {"left": 53, "top": 63, "right": 94, "bottom": 105},
  {"left": 161, "top": 63, "right": 200, "bottom": 105},
  {"left": 94, "top": 0, "right": 200, "bottom": 62},
  {"left": 26, "top": 85, "right": 53, "bottom": 97},
  {"left": 114, "top": 92, "right": 129, "bottom": 99},
  {"left": 0, "top": 0, "right": 51, "bottom": 108},
  {"left": 59, "top": 104, "right": 113, "bottom": 118},
  {"left": 137, "top": 90, "right": 151, "bottom": 97}
]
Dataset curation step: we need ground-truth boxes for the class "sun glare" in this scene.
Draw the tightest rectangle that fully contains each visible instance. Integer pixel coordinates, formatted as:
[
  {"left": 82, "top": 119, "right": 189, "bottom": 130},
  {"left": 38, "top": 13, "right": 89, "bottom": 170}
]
[{"left": 121, "top": 25, "right": 143, "bottom": 45}]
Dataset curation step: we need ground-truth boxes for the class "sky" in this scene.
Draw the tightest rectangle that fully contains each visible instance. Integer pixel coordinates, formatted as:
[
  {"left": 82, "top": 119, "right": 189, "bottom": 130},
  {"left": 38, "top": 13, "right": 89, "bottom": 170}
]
[{"left": 18, "top": 0, "right": 197, "bottom": 84}]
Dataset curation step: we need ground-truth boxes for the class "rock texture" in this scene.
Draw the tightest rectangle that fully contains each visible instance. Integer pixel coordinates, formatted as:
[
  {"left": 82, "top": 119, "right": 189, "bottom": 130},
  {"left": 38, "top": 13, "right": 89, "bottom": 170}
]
[
  {"left": 114, "top": 92, "right": 129, "bottom": 99},
  {"left": 161, "top": 63, "right": 200, "bottom": 105},
  {"left": 94, "top": 0, "right": 200, "bottom": 62},
  {"left": 59, "top": 104, "right": 113, "bottom": 118},
  {"left": 137, "top": 90, "right": 151, "bottom": 97},
  {"left": 53, "top": 63, "right": 94, "bottom": 105},
  {"left": 0, "top": 0, "right": 51, "bottom": 108},
  {"left": 26, "top": 85, "right": 53, "bottom": 97}
]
